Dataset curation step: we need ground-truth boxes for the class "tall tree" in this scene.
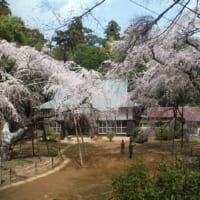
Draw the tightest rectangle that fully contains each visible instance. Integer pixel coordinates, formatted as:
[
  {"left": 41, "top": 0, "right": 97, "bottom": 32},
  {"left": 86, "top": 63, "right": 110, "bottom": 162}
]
[
  {"left": 52, "top": 17, "right": 85, "bottom": 61},
  {"left": 104, "top": 20, "right": 121, "bottom": 41},
  {"left": 0, "top": 0, "right": 11, "bottom": 15}
]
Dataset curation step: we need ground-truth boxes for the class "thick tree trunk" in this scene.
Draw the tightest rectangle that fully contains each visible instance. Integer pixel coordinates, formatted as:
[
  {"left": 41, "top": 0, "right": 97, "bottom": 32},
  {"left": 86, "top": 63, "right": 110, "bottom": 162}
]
[
  {"left": 41, "top": 119, "right": 47, "bottom": 141},
  {"left": 1, "top": 121, "right": 27, "bottom": 160},
  {"left": 31, "top": 128, "right": 35, "bottom": 156},
  {"left": 86, "top": 113, "right": 97, "bottom": 138},
  {"left": 180, "top": 106, "right": 184, "bottom": 151},
  {"left": 60, "top": 119, "right": 68, "bottom": 139}
]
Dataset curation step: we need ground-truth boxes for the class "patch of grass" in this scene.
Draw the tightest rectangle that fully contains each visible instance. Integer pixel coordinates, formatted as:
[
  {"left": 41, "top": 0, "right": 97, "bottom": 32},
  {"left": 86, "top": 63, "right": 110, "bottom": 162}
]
[{"left": 4, "top": 159, "right": 33, "bottom": 167}]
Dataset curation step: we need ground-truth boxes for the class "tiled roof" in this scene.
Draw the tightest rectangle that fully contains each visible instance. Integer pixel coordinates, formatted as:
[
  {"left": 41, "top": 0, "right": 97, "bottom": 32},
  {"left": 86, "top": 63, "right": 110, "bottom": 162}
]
[
  {"left": 146, "top": 107, "right": 200, "bottom": 122},
  {"left": 36, "top": 79, "right": 137, "bottom": 112}
]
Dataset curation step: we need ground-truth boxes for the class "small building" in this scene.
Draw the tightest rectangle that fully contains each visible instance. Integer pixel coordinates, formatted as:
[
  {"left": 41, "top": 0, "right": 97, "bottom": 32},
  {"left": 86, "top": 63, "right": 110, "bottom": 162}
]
[
  {"left": 141, "top": 107, "right": 200, "bottom": 136},
  {"left": 35, "top": 79, "right": 139, "bottom": 137}
]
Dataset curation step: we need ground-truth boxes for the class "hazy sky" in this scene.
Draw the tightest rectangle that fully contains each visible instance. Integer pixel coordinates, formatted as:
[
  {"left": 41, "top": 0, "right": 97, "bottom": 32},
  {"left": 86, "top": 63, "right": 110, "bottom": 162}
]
[{"left": 7, "top": 0, "right": 198, "bottom": 39}]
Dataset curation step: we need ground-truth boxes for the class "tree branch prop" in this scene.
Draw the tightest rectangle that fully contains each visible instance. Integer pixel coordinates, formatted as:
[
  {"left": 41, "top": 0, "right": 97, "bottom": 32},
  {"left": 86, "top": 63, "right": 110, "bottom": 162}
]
[
  {"left": 78, "top": 0, "right": 106, "bottom": 19},
  {"left": 52, "top": 0, "right": 106, "bottom": 31},
  {"left": 150, "top": 0, "right": 191, "bottom": 42},
  {"left": 153, "top": 0, "right": 181, "bottom": 25}
]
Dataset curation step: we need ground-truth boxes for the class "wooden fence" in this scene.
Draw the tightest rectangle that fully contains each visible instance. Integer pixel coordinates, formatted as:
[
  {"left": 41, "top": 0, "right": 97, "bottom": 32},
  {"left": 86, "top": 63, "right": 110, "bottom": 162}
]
[{"left": 0, "top": 155, "right": 61, "bottom": 185}]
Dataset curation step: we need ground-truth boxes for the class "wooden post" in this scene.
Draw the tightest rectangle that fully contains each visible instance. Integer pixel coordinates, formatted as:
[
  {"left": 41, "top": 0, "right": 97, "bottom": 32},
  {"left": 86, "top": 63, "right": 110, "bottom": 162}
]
[
  {"left": 36, "top": 136, "right": 40, "bottom": 153},
  {"left": 58, "top": 144, "right": 61, "bottom": 158},
  {"left": 51, "top": 157, "right": 54, "bottom": 168},
  {"left": 9, "top": 168, "right": 11, "bottom": 184},
  {"left": 34, "top": 161, "right": 37, "bottom": 175},
  {"left": 0, "top": 157, "right": 2, "bottom": 184},
  {"left": 31, "top": 129, "right": 35, "bottom": 156}
]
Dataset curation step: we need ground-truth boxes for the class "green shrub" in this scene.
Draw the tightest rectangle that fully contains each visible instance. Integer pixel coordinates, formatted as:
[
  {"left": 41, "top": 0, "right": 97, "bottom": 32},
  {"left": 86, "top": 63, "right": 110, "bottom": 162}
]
[
  {"left": 48, "top": 150, "right": 58, "bottom": 157},
  {"left": 156, "top": 162, "right": 200, "bottom": 200},
  {"left": 110, "top": 160, "right": 155, "bottom": 200},
  {"left": 155, "top": 120, "right": 182, "bottom": 140},
  {"left": 130, "top": 134, "right": 136, "bottom": 143},
  {"left": 107, "top": 160, "right": 200, "bottom": 200},
  {"left": 134, "top": 127, "right": 141, "bottom": 133},
  {"left": 155, "top": 125, "right": 173, "bottom": 140},
  {"left": 0, "top": 56, "right": 15, "bottom": 73},
  {"left": 134, "top": 63, "right": 147, "bottom": 78}
]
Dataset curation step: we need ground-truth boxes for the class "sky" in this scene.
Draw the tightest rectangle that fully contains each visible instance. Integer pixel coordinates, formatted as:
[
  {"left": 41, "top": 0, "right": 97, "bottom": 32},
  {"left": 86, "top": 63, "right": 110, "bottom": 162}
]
[{"left": 7, "top": 0, "right": 198, "bottom": 39}]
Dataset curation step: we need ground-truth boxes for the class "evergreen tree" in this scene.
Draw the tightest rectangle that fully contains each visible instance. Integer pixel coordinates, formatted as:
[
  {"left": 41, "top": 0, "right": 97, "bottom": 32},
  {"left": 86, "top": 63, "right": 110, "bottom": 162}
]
[
  {"left": 52, "top": 17, "right": 84, "bottom": 61},
  {"left": 0, "top": 0, "right": 11, "bottom": 15},
  {"left": 104, "top": 20, "right": 121, "bottom": 40}
]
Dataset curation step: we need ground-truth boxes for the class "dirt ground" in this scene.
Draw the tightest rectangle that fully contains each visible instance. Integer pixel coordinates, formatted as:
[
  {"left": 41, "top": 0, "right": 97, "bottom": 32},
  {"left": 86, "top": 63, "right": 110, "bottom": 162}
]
[{"left": 0, "top": 137, "right": 180, "bottom": 200}]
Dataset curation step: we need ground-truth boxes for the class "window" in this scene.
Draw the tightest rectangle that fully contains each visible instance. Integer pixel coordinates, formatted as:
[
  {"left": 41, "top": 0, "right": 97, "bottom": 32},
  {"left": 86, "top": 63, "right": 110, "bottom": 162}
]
[
  {"left": 98, "top": 120, "right": 127, "bottom": 134},
  {"left": 48, "top": 121, "right": 62, "bottom": 134}
]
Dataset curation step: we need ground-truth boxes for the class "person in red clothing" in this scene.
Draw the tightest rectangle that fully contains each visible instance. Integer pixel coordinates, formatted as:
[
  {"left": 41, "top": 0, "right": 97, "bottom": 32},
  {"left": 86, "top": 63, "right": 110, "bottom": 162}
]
[{"left": 120, "top": 139, "right": 125, "bottom": 154}]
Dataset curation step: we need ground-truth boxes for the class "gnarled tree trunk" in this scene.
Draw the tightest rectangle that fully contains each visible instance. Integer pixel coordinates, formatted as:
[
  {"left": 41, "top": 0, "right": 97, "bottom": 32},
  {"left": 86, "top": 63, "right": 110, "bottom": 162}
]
[{"left": 0, "top": 121, "right": 27, "bottom": 160}]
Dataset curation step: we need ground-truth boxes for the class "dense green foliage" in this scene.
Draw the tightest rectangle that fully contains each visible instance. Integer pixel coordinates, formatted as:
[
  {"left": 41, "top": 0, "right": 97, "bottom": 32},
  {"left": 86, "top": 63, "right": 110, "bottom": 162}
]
[
  {"left": 155, "top": 125, "right": 173, "bottom": 140},
  {"left": 110, "top": 161, "right": 154, "bottom": 200},
  {"left": 0, "top": 0, "right": 11, "bottom": 16},
  {"left": 0, "top": 15, "right": 46, "bottom": 50},
  {"left": 104, "top": 20, "right": 121, "bottom": 40},
  {"left": 134, "top": 63, "right": 147, "bottom": 78},
  {"left": 0, "top": 1, "right": 121, "bottom": 71},
  {"left": 155, "top": 120, "right": 182, "bottom": 140},
  {"left": 51, "top": 18, "right": 119, "bottom": 69},
  {"left": 0, "top": 0, "right": 46, "bottom": 50},
  {"left": 74, "top": 43, "right": 108, "bottom": 70},
  {"left": 52, "top": 17, "right": 84, "bottom": 61},
  {"left": 108, "top": 160, "right": 200, "bottom": 200},
  {"left": 155, "top": 162, "right": 200, "bottom": 199},
  {"left": 0, "top": 56, "right": 15, "bottom": 73},
  {"left": 0, "top": 1, "right": 122, "bottom": 71}
]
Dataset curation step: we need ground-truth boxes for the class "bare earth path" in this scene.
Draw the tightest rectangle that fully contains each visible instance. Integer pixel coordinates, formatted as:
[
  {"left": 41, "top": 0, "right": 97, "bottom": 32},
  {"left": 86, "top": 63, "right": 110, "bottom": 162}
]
[{"left": 0, "top": 137, "right": 172, "bottom": 200}]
